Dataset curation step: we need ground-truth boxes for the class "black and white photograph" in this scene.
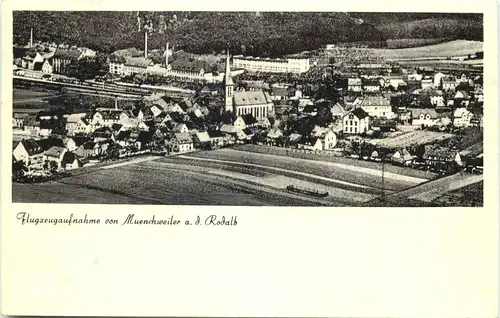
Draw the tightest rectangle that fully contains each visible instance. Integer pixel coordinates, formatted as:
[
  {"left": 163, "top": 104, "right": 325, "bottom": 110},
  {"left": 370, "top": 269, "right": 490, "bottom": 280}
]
[{"left": 11, "top": 11, "right": 484, "bottom": 206}]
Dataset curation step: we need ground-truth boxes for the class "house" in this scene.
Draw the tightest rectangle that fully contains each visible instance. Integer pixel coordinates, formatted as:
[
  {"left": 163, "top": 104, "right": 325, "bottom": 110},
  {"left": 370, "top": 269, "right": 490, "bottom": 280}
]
[
  {"left": 43, "top": 146, "right": 67, "bottom": 169},
  {"left": 296, "top": 98, "right": 314, "bottom": 112},
  {"left": 421, "top": 78, "right": 433, "bottom": 90},
  {"left": 171, "top": 132, "right": 194, "bottom": 153},
  {"left": 343, "top": 108, "right": 370, "bottom": 134},
  {"left": 41, "top": 59, "right": 53, "bottom": 74},
  {"left": 391, "top": 149, "right": 415, "bottom": 166},
  {"left": 385, "top": 76, "right": 405, "bottom": 90},
  {"left": 320, "top": 129, "right": 337, "bottom": 150},
  {"left": 135, "top": 131, "right": 153, "bottom": 150},
  {"left": 330, "top": 103, "right": 346, "bottom": 118},
  {"left": 207, "top": 130, "right": 225, "bottom": 147},
  {"left": 63, "top": 137, "right": 78, "bottom": 152},
  {"left": 297, "top": 136, "right": 323, "bottom": 151},
  {"left": 193, "top": 131, "right": 211, "bottom": 148},
  {"left": 150, "top": 104, "right": 166, "bottom": 117},
  {"left": 358, "top": 95, "right": 393, "bottom": 118},
  {"left": 173, "top": 123, "right": 189, "bottom": 134},
  {"left": 21, "top": 51, "right": 44, "bottom": 70},
  {"left": 362, "top": 78, "right": 381, "bottom": 93},
  {"left": 347, "top": 78, "right": 362, "bottom": 92},
  {"left": 266, "top": 128, "right": 284, "bottom": 145},
  {"left": 410, "top": 108, "right": 438, "bottom": 127},
  {"left": 234, "top": 114, "right": 258, "bottom": 131},
  {"left": 65, "top": 113, "right": 88, "bottom": 135},
  {"left": 72, "top": 118, "right": 92, "bottom": 135},
  {"left": 75, "top": 142, "right": 101, "bottom": 158},
  {"left": 454, "top": 91, "right": 470, "bottom": 107},
  {"left": 61, "top": 152, "right": 84, "bottom": 170},
  {"left": 302, "top": 104, "right": 319, "bottom": 116},
  {"left": 422, "top": 145, "right": 460, "bottom": 169},
  {"left": 92, "top": 110, "right": 122, "bottom": 127},
  {"left": 433, "top": 72, "right": 446, "bottom": 87},
  {"left": 430, "top": 90, "right": 445, "bottom": 107},
  {"left": 12, "top": 139, "right": 45, "bottom": 169},
  {"left": 169, "top": 103, "right": 187, "bottom": 114},
  {"left": 51, "top": 49, "right": 84, "bottom": 74},
  {"left": 453, "top": 107, "right": 474, "bottom": 128},
  {"left": 12, "top": 113, "right": 27, "bottom": 128},
  {"left": 259, "top": 117, "right": 275, "bottom": 129},
  {"left": 270, "top": 86, "right": 293, "bottom": 101},
  {"left": 441, "top": 76, "right": 458, "bottom": 91},
  {"left": 220, "top": 124, "right": 237, "bottom": 134}
]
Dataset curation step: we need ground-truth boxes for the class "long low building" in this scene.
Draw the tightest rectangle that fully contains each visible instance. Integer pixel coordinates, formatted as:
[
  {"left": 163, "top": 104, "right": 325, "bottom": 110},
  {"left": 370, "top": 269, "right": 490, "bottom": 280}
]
[{"left": 232, "top": 55, "right": 310, "bottom": 74}]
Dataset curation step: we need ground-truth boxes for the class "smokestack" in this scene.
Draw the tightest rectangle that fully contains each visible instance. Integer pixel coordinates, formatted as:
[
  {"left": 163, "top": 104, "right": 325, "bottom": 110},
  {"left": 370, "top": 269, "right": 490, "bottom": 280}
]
[
  {"left": 165, "top": 42, "right": 169, "bottom": 69},
  {"left": 144, "top": 31, "right": 148, "bottom": 59},
  {"left": 30, "top": 28, "right": 33, "bottom": 48},
  {"left": 115, "top": 98, "right": 118, "bottom": 110}
]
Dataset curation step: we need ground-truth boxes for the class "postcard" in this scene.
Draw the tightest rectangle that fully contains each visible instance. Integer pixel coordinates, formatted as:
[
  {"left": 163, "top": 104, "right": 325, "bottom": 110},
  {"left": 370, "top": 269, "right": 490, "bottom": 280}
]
[{"left": 1, "top": 0, "right": 498, "bottom": 317}]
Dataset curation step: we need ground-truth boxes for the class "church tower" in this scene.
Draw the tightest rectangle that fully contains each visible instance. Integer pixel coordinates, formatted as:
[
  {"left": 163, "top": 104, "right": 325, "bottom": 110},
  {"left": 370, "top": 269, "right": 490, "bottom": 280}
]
[{"left": 224, "top": 47, "right": 234, "bottom": 113}]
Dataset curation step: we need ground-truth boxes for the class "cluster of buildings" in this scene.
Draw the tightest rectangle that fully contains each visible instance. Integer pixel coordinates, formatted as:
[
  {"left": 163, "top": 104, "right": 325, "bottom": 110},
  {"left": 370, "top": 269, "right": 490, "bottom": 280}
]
[{"left": 12, "top": 32, "right": 484, "bottom": 176}]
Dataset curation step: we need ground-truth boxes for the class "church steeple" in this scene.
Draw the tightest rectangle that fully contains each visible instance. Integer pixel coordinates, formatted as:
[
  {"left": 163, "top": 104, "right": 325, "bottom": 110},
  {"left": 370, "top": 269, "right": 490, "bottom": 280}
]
[{"left": 224, "top": 45, "right": 234, "bottom": 112}]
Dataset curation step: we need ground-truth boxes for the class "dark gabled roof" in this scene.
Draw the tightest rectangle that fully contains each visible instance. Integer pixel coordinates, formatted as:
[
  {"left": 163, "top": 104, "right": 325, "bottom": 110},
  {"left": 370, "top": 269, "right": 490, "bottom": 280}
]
[
  {"left": 44, "top": 146, "right": 66, "bottom": 157},
  {"left": 33, "top": 61, "right": 43, "bottom": 71},
  {"left": 241, "top": 114, "right": 258, "bottom": 125},
  {"left": 61, "top": 152, "right": 82, "bottom": 165},
  {"left": 208, "top": 130, "right": 223, "bottom": 138},
  {"left": 116, "top": 130, "right": 132, "bottom": 141},
  {"left": 242, "top": 128, "right": 254, "bottom": 135},
  {"left": 298, "top": 135, "right": 319, "bottom": 146},
  {"left": 136, "top": 131, "right": 153, "bottom": 143},
  {"left": 83, "top": 141, "right": 97, "bottom": 150},
  {"left": 111, "top": 123, "right": 123, "bottom": 131},
  {"left": 348, "top": 108, "right": 370, "bottom": 119},
  {"left": 53, "top": 49, "right": 82, "bottom": 61},
  {"left": 362, "top": 78, "right": 381, "bottom": 86},
  {"left": 302, "top": 104, "right": 317, "bottom": 114},
  {"left": 19, "top": 139, "right": 44, "bottom": 156},
  {"left": 71, "top": 136, "right": 90, "bottom": 146},
  {"left": 36, "top": 138, "right": 64, "bottom": 151}
]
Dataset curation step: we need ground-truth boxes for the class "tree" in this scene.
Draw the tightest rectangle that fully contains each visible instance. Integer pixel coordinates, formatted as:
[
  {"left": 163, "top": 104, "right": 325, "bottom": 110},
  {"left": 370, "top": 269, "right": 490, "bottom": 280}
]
[
  {"left": 67, "top": 58, "right": 100, "bottom": 82},
  {"left": 314, "top": 105, "right": 333, "bottom": 127}
]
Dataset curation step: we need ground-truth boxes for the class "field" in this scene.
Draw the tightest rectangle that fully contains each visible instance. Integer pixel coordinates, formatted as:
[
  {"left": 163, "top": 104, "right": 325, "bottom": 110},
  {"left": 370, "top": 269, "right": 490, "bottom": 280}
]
[
  {"left": 362, "top": 40, "right": 483, "bottom": 61},
  {"left": 12, "top": 88, "right": 56, "bottom": 110},
  {"left": 385, "top": 38, "right": 449, "bottom": 49},
  {"left": 12, "top": 148, "right": 437, "bottom": 206},
  {"left": 367, "top": 131, "right": 455, "bottom": 149}
]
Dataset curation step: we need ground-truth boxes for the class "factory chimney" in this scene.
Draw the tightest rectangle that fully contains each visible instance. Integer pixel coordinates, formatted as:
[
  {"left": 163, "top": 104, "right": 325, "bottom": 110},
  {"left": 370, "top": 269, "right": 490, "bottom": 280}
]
[
  {"left": 165, "top": 42, "right": 169, "bottom": 69},
  {"left": 30, "top": 28, "right": 33, "bottom": 48},
  {"left": 144, "top": 31, "right": 148, "bottom": 59}
]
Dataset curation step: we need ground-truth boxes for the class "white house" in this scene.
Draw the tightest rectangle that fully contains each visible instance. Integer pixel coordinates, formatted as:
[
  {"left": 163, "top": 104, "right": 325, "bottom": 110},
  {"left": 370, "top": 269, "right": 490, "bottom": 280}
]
[
  {"left": 410, "top": 108, "right": 438, "bottom": 127},
  {"left": 358, "top": 95, "right": 393, "bottom": 118},
  {"left": 321, "top": 129, "right": 337, "bottom": 150},
  {"left": 343, "top": 108, "right": 370, "bottom": 134},
  {"left": 41, "top": 59, "right": 53, "bottom": 74},
  {"left": 453, "top": 107, "right": 474, "bottom": 127}
]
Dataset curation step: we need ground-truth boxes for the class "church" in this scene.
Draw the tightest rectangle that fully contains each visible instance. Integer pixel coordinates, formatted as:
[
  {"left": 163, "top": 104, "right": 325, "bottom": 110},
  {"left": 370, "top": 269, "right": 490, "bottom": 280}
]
[{"left": 223, "top": 49, "right": 274, "bottom": 119}]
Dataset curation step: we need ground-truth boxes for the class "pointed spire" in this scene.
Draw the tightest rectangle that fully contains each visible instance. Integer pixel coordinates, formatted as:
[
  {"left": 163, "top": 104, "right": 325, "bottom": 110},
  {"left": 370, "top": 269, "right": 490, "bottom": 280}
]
[{"left": 224, "top": 44, "right": 233, "bottom": 86}]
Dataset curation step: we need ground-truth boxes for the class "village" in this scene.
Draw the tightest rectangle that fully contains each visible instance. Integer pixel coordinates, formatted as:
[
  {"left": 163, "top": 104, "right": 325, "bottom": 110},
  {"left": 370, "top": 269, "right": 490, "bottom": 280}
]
[{"left": 12, "top": 28, "right": 484, "bottom": 193}]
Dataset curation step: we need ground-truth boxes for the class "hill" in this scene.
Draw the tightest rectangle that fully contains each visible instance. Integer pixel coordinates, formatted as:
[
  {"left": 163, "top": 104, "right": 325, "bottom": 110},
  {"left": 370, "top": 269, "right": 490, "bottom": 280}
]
[
  {"left": 13, "top": 12, "right": 483, "bottom": 56},
  {"left": 350, "top": 13, "right": 483, "bottom": 42},
  {"left": 13, "top": 11, "right": 384, "bottom": 57},
  {"left": 362, "top": 40, "right": 484, "bottom": 60}
]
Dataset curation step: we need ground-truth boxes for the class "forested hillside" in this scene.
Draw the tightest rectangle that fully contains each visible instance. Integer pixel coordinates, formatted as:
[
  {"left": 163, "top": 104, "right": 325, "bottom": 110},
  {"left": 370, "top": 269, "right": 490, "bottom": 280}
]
[{"left": 13, "top": 11, "right": 482, "bottom": 56}]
